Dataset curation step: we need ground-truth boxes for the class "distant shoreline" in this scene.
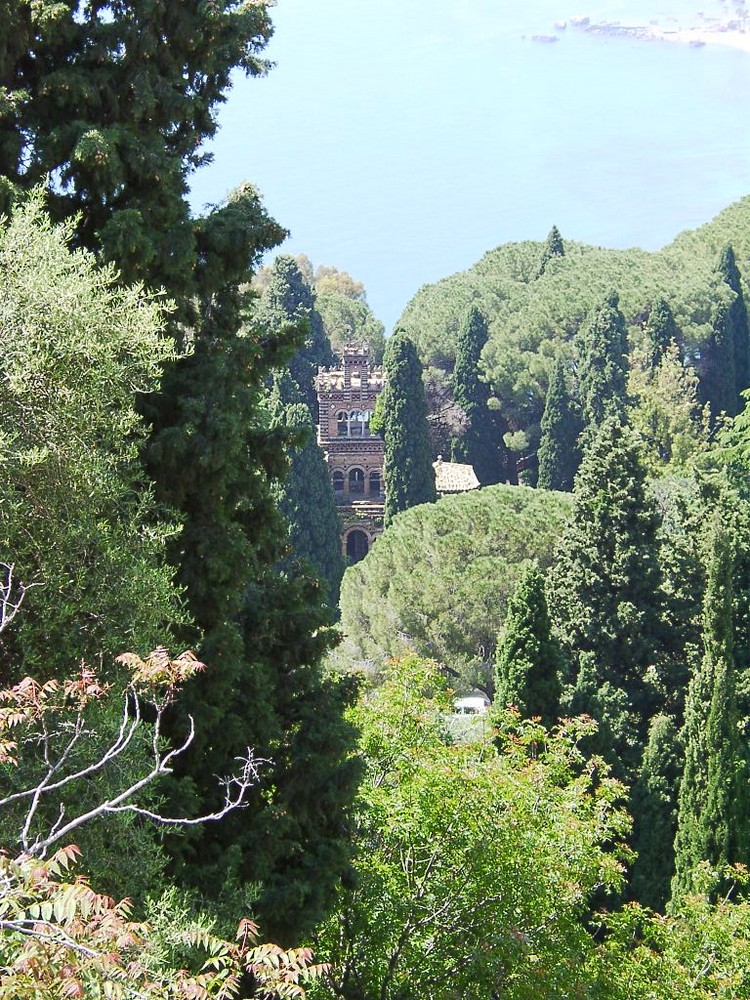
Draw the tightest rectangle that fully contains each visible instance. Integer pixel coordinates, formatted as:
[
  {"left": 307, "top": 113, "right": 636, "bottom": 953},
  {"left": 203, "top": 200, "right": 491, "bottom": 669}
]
[{"left": 563, "top": 17, "right": 750, "bottom": 54}]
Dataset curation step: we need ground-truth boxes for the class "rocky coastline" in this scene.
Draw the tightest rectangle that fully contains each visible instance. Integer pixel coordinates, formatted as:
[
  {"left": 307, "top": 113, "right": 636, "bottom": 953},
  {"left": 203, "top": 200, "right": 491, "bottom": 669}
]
[{"left": 558, "top": 11, "right": 750, "bottom": 53}]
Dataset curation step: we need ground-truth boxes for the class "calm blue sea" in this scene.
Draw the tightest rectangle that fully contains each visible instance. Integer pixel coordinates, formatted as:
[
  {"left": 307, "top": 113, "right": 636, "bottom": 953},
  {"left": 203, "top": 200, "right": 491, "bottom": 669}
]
[{"left": 189, "top": 0, "right": 750, "bottom": 330}]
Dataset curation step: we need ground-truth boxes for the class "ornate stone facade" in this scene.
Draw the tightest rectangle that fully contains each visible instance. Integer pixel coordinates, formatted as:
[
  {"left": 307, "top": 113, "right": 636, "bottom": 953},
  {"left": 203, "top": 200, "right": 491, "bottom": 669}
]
[{"left": 316, "top": 345, "right": 385, "bottom": 562}]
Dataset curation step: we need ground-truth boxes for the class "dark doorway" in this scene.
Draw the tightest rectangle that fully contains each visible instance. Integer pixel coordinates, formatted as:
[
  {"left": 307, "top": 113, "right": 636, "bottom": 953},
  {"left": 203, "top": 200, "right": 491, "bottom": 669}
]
[{"left": 346, "top": 529, "right": 369, "bottom": 563}]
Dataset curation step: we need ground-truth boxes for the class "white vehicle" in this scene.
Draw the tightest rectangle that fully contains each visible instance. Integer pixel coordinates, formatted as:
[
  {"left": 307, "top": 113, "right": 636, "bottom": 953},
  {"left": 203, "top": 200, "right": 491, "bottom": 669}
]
[{"left": 453, "top": 694, "right": 490, "bottom": 716}]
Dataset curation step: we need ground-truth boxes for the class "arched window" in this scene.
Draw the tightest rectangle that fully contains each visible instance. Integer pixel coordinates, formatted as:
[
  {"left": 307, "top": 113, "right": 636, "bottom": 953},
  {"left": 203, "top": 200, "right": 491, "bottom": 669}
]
[
  {"left": 346, "top": 529, "right": 369, "bottom": 563},
  {"left": 349, "top": 468, "right": 365, "bottom": 495},
  {"left": 332, "top": 470, "right": 345, "bottom": 495},
  {"left": 348, "top": 409, "right": 372, "bottom": 438},
  {"left": 349, "top": 409, "right": 363, "bottom": 437},
  {"left": 336, "top": 411, "right": 348, "bottom": 437},
  {"left": 369, "top": 471, "right": 381, "bottom": 497}
]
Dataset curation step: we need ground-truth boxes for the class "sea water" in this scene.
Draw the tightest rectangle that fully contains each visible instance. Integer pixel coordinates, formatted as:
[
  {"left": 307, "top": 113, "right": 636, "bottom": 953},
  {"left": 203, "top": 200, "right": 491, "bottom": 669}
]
[{"left": 189, "top": 0, "right": 750, "bottom": 329}]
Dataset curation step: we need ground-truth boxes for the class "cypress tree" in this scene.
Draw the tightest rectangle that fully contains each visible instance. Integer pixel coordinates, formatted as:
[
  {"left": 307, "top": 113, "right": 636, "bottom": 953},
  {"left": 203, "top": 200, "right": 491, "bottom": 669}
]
[
  {"left": 577, "top": 291, "right": 629, "bottom": 441},
  {"left": 2, "top": 8, "right": 361, "bottom": 942},
  {"left": 151, "top": 290, "right": 359, "bottom": 942},
  {"left": 643, "top": 298, "right": 680, "bottom": 370},
  {"left": 260, "top": 255, "right": 335, "bottom": 417},
  {"left": 629, "top": 713, "right": 682, "bottom": 910},
  {"left": 0, "top": 2, "right": 275, "bottom": 298},
  {"left": 536, "top": 224, "right": 565, "bottom": 278},
  {"left": 549, "top": 414, "right": 663, "bottom": 775},
  {"left": 451, "top": 306, "right": 511, "bottom": 485},
  {"left": 537, "top": 359, "right": 582, "bottom": 491},
  {"left": 701, "top": 298, "right": 737, "bottom": 423},
  {"left": 494, "top": 565, "right": 563, "bottom": 727},
  {"left": 382, "top": 332, "right": 436, "bottom": 526},
  {"left": 718, "top": 244, "right": 750, "bottom": 412},
  {"left": 672, "top": 519, "right": 750, "bottom": 897},
  {"left": 269, "top": 375, "right": 345, "bottom": 605}
]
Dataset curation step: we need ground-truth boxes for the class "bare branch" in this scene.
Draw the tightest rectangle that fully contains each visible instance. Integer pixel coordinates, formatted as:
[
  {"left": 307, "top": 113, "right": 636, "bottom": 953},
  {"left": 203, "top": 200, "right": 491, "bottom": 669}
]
[
  {"left": 0, "top": 695, "right": 139, "bottom": 812},
  {"left": 0, "top": 652, "right": 267, "bottom": 858},
  {"left": 109, "top": 751, "right": 266, "bottom": 826},
  {"left": 14, "top": 693, "right": 267, "bottom": 857},
  {"left": 0, "top": 918, "right": 101, "bottom": 959},
  {"left": 0, "top": 562, "right": 42, "bottom": 634}
]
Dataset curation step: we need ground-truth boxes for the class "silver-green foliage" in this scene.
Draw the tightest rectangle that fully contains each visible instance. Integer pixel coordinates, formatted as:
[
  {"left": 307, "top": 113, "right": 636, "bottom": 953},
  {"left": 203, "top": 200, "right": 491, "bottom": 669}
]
[{"left": 0, "top": 193, "right": 181, "bottom": 675}]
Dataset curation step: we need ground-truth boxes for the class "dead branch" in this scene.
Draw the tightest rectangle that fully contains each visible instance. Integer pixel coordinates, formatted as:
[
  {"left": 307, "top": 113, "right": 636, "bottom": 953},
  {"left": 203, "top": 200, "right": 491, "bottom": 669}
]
[{"left": 0, "top": 562, "right": 41, "bottom": 634}]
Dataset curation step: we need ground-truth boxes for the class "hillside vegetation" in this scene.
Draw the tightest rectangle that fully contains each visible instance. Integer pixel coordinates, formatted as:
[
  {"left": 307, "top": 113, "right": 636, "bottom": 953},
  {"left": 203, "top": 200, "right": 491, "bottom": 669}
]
[{"left": 397, "top": 197, "right": 750, "bottom": 456}]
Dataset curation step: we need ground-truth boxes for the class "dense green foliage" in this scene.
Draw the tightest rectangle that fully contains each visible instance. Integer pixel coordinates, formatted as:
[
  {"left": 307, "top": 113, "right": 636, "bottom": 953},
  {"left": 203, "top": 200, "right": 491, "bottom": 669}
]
[
  {"left": 337, "top": 484, "right": 571, "bottom": 685},
  {"left": 643, "top": 297, "right": 680, "bottom": 369},
  {"left": 259, "top": 258, "right": 344, "bottom": 604},
  {"left": 536, "top": 223, "right": 565, "bottom": 278},
  {"left": 259, "top": 255, "right": 335, "bottom": 415},
  {"left": 0, "top": 198, "right": 183, "bottom": 902},
  {"left": 549, "top": 415, "right": 663, "bottom": 775},
  {"left": 703, "top": 296, "right": 738, "bottom": 422},
  {"left": 0, "top": 195, "right": 180, "bottom": 680},
  {"left": 672, "top": 519, "right": 750, "bottom": 896},
  {"left": 144, "top": 219, "right": 359, "bottom": 940},
  {"left": 310, "top": 657, "right": 629, "bottom": 1000},
  {"left": 396, "top": 198, "right": 750, "bottom": 471},
  {"left": 629, "top": 713, "right": 682, "bottom": 911},
  {"left": 255, "top": 255, "right": 386, "bottom": 362},
  {"left": 536, "top": 358, "right": 581, "bottom": 491},
  {"left": 0, "top": 0, "right": 274, "bottom": 296},
  {"left": 380, "top": 332, "right": 436, "bottom": 525},
  {"left": 2, "top": 1, "right": 360, "bottom": 947},
  {"left": 698, "top": 239, "right": 750, "bottom": 425},
  {"left": 722, "top": 245, "right": 750, "bottom": 408},
  {"left": 269, "top": 378, "right": 345, "bottom": 604},
  {"left": 577, "top": 291, "right": 629, "bottom": 438},
  {"left": 494, "top": 564, "right": 563, "bottom": 726},
  {"left": 451, "top": 306, "right": 511, "bottom": 484},
  {"left": 7, "top": 5, "right": 750, "bottom": 986},
  {"left": 628, "top": 341, "right": 709, "bottom": 474},
  {"left": 597, "top": 864, "right": 750, "bottom": 999},
  {"left": 0, "top": 651, "right": 326, "bottom": 1000}
]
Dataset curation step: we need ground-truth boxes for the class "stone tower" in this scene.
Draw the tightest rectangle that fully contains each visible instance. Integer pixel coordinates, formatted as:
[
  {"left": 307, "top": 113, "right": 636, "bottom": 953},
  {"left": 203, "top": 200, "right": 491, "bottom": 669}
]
[{"left": 316, "top": 345, "right": 385, "bottom": 562}]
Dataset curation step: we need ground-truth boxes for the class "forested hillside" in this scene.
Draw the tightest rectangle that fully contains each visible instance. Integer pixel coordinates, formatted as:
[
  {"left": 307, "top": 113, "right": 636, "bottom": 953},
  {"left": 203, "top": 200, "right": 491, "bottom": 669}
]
[{"left": 398, "top": 199, "right": 750, "bottom": 474}]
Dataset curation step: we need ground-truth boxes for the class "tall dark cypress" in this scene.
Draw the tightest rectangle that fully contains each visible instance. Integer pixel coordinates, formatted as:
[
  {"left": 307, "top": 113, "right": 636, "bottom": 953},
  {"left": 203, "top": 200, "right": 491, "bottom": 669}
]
[
  {"left": 494, "top": 565, "right": 563, "bottom": 727},
  {"left": 577, "top": 292, "right": 629, "bottom": 442},
  {"left": 548, "top": 413, "right": 663, "bottom": 776},
  {"left": 629, "top": 713, "right": 682, "bottom": 910},
  {"left": 260, "top": 255, "right": 335, "bottom": 417},
  {"left": 718, "top": 244, "right": 750, "bottom": 412},
  {"left": 643, "top": 298, "right": 680, "bottom": 370},
  {"left": 382, "top": 331, "right": 436, "bottom": 526},
  {"left": 0, "top": 2, "right": 275, "bottom": 298},
  {"left": 268, "top": 374, "right": 345, "bottom": 605},
  {"left": 451, "top": 306, "right": 511, "bottom": 485},
  {"left": 672, "top": 519, "right": 750, "bottom": 897},
  {"left": 152, "top": 277, "right": 359, "bottom": 942},
  {"left": 0, "top": 7, "right": 361, "bottom": 944},
  {"left": 701, "top": 298, "right": 737, "bottom": 423},
  {"left": 537, "top": 359, "right": 582, "bottom": 492}
]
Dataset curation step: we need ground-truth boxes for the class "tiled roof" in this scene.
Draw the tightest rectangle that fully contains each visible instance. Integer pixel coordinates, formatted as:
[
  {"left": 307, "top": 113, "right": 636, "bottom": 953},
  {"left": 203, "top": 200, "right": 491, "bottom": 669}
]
[{"left": 433, "top": 458, "right": 480, "bottom": 494}]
